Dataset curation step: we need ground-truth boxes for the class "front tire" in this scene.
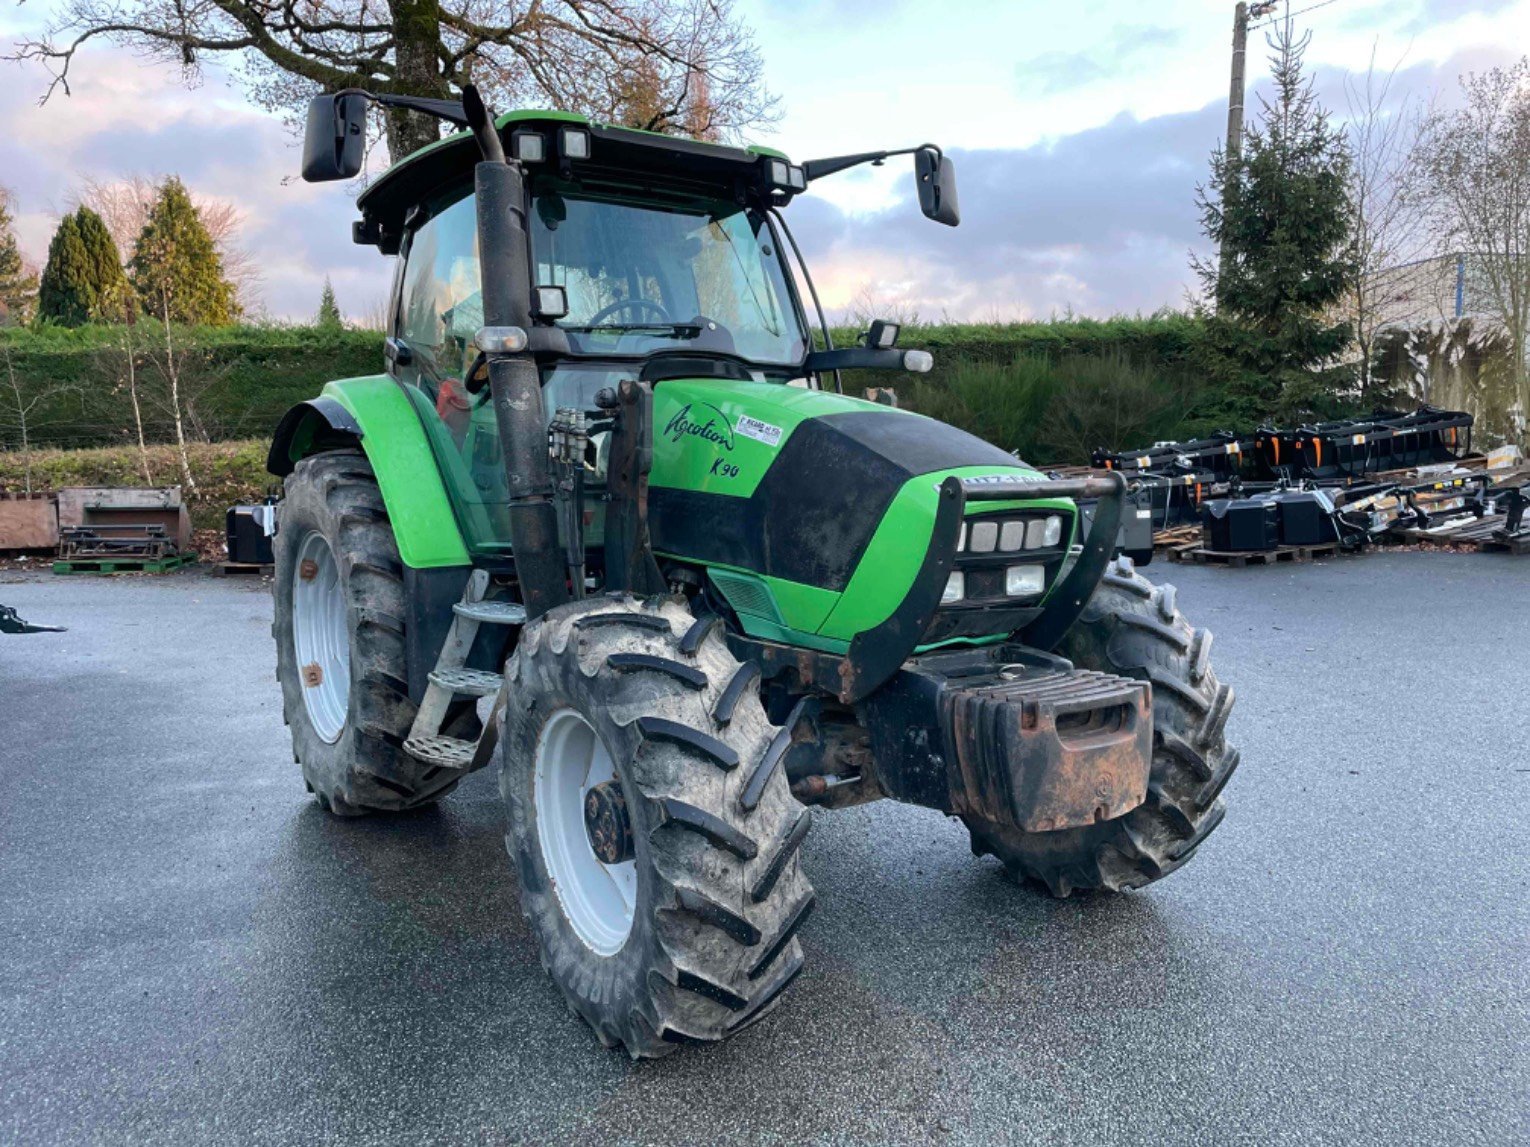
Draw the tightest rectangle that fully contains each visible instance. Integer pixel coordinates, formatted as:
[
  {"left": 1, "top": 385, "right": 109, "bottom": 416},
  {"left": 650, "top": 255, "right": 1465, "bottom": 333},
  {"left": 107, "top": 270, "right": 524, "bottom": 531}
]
[
  {"left": 500, "top": 595, "right": 815, "bottom": 1057},
  {"left": 273, "top": 451, "right": 460, "bottom": 815},
  {"left": 966, "top": 556, "right": 1239, "bottom": 896}
]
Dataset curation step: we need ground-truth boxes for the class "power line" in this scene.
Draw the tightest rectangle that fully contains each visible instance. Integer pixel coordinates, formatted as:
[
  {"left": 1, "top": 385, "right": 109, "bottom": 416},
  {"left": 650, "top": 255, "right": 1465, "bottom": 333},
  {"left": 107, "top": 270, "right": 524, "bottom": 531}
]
[{"left": 1249, "top": 0, "right": 1344, "bottom": 32}]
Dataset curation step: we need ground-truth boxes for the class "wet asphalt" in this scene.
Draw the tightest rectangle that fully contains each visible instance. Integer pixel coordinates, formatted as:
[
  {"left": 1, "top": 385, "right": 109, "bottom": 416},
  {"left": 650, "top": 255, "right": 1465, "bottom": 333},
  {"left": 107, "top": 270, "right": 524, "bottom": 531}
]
[{"left": 0, "top": 551, "right": 1526, "bottom": 1146}]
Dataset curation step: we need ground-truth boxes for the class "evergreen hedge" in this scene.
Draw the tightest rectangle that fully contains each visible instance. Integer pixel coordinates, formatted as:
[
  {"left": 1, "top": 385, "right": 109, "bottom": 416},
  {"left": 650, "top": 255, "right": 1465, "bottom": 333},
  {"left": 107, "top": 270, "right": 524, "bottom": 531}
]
[{"left": 0, "top": 315, "right": 1229, "bottom": 464}]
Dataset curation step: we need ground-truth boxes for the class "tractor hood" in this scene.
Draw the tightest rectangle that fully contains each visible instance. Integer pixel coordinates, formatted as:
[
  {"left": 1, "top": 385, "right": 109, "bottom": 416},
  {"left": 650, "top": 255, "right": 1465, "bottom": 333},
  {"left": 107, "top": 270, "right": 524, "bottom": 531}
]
[{"left": 647, "top": 378, "right": 1067, "bottom": 650}]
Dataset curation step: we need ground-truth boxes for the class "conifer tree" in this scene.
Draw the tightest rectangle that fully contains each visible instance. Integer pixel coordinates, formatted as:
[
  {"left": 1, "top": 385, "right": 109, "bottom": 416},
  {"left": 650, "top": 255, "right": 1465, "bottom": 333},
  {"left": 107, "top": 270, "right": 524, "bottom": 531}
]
[
  {"left": 129, "top": 178, "right": 237, "bottom": 326},
  {"left": 0, "top": 189, "right": 38, "bottom": 326},
  {"left": 38, "top": 206, "right": 125, "bottom": 326},
  {"left": 1194, "top": 19, "right": 1357, "bottom": 421},
  {"left": 316, "top": 278, "right": 342, "bottom": 328}
]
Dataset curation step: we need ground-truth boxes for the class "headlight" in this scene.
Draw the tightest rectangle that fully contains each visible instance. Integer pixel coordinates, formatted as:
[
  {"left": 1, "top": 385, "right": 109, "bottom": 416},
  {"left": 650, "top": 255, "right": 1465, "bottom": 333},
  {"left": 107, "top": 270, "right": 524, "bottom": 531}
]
[
  {"left": 969, "top": 521, "right": 998, "bottom": 553},
  {"left": 942, "top": 571, "right": 965, "bottom": 604},
  {"left": 1005, "top": 565, "right": 1046, "bottom": 597}
]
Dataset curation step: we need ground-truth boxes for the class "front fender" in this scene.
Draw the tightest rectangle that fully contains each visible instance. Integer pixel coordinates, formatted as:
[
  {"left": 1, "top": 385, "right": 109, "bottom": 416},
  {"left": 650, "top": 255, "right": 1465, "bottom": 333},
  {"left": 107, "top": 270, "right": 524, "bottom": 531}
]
[
  {"left": 266, "top": 396, "right": 362, "bottom": 477},
  {"left": 268, "top": 375, "right": 471, "bottom": 570}
]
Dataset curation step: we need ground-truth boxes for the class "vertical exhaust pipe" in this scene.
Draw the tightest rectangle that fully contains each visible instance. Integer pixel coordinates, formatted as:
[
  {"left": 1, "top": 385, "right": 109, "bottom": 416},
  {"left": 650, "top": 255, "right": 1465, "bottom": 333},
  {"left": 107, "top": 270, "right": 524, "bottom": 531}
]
[{"left": 465, "top": 87, "right": 569, "bottom": 619}]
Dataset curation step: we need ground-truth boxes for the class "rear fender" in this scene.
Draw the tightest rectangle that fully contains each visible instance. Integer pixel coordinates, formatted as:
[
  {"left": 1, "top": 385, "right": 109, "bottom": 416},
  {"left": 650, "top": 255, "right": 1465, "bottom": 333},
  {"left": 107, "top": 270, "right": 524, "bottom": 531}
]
[{"left": 267, "top": 375, "right": 472, "bottom": 570}]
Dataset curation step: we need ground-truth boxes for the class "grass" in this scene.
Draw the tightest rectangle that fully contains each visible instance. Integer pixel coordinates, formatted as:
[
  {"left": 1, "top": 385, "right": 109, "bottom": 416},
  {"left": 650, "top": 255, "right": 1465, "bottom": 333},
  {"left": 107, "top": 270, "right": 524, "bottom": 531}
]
[{"left": 0, "top": 439, "right": 272, "bottom": 530}]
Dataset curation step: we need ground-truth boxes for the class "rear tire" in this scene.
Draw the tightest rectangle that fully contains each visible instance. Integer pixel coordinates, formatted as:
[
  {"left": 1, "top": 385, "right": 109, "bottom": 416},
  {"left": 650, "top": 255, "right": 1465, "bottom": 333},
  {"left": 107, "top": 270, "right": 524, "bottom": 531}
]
[
  {"left": 274, "top": 451, "right": 460, "bottom": 814},
  {"left": 966, "top": 556, "right": 1239, "bottom": 896},
  {"left": 500, "top": 595, "right": 814, "bottom": 1057}
]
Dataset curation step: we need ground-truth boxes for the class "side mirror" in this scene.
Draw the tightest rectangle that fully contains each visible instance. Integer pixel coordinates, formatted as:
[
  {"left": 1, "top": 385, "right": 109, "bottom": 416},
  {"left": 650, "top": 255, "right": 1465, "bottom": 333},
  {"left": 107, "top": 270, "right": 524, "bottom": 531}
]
[
  {"left": 302, "top": 93, "right": 366, "bottom": 182},
  {"left": 915, "top": 148, "right": 960, "bottom": 227}
]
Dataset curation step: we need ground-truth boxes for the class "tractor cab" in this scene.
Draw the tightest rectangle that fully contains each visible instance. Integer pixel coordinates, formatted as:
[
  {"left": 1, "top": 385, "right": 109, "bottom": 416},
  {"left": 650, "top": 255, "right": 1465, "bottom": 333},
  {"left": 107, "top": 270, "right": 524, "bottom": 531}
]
[{"left": 352, "top": 115, "right": 820, "bottom": 556}]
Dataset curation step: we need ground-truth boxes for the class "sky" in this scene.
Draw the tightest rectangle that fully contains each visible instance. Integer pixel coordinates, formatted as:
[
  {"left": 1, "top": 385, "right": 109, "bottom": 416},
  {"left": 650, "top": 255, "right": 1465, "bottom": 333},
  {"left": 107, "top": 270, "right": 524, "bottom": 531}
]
[{"left": 2, "top": 0, "right": 1527, "bottom": 323}]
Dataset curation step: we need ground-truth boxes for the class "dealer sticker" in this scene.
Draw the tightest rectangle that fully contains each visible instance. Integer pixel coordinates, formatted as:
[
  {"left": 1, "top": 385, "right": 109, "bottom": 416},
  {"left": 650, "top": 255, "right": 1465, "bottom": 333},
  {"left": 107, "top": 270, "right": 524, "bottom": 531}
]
[{"left": 736, "top": 415, "right": 783, "bottom": 447}]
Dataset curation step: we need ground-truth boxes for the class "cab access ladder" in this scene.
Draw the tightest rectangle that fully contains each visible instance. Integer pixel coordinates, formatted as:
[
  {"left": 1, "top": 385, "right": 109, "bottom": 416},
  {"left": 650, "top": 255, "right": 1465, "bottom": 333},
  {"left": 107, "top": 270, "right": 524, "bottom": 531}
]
[{"left": 402, "top": 569, "right": 523, "bottom": 769}]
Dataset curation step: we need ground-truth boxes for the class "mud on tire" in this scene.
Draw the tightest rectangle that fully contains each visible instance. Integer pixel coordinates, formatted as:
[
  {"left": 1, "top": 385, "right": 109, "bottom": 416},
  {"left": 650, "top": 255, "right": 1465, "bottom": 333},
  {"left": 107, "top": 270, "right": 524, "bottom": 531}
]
[
  {"left": 966, "top": 556, "right": 1240, "bottom": 896},
  {"left": 274, "top": 451, "right": 460, "bottom": 815},
  {"left": 499, "top": 595, "right": 814, "bottom": 1058}
]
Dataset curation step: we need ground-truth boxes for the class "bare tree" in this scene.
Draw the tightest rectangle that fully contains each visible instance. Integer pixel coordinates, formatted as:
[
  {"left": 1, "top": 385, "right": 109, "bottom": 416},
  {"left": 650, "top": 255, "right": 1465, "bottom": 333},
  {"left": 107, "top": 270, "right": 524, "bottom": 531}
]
[
  {"left": 103, "top": 286, "right": 156, "bottom": 485},
  {"left": 1343, "top": 45, "right": 1430, "bottom": 401},
  {"left": 75, "top": 175, "right": 262, "bottom": 313},
  {"left": 2, "top": 343, "right": 79, "bottom": 495},
  {"left": 1413, "top": 58, "right": 1530, "bottom": 441},
  {"left": 11, "top": 1, "right": 777, "bottom": 160}
]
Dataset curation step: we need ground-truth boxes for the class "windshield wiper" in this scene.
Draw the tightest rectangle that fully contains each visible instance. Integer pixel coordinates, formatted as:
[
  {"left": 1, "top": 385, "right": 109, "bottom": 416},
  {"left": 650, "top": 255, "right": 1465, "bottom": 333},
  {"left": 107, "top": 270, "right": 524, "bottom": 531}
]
[{"left": 563, "top": 323, "right": 703, "bottom": 338}]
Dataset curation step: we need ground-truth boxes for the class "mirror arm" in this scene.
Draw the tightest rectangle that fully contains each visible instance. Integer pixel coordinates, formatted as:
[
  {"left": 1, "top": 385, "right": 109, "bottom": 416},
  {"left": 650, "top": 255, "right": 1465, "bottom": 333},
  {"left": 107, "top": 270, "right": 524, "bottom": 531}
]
[
  {"left": 341, "top": 88, "right": 470, "bottom": 127},
  {"left": 801, "top": 143, "right": 942, "bottom": 183}
]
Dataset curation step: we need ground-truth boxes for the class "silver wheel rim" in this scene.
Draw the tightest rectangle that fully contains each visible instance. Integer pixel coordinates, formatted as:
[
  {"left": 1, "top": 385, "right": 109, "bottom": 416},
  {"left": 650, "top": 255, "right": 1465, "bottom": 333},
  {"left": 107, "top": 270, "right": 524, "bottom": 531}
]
[
  {"left": 534, "top": 709, "right": 637, "bottom": 956},
  {"left": 292, "top": 531, "right": 349, "bottom": 744}
]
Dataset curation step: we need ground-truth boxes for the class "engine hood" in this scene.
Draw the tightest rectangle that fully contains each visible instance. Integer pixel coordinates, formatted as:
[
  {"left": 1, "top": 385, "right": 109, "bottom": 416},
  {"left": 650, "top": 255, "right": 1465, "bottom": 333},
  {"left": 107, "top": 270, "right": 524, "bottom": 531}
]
[{"left": 647, "top": 377, "right": 1053, "bottom": 646}]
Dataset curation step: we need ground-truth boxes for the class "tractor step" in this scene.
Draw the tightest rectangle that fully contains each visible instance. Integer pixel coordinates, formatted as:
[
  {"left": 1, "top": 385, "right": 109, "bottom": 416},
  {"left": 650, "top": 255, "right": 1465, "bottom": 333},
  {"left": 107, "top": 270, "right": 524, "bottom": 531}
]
[
  {"left": 403, "top": 734, "right": 477, "bottom": 769},
  {"left": 428, "top": 667, "right": 503, "bottom": 696},
  {"left": 403, "top": 570, "right": 517, "bottom": 772},
  {"left": 453, "top": 600, "right": 528, "bottom": 625}
]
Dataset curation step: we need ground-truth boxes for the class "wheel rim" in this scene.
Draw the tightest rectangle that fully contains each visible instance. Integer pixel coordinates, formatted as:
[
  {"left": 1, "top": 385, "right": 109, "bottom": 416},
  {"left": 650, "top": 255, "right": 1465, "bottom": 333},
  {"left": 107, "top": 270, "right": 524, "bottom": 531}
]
[
  {"left": 534, "top": 709, "right": 637, "bottom": 956},
  {"left": 291, "top": 531, "right": 349, "bottom": 744}
]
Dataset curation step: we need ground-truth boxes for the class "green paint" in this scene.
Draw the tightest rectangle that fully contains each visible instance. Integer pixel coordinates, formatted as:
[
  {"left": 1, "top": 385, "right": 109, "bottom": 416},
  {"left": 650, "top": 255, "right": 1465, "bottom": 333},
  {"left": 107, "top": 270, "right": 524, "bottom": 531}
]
[
  {"left": 650, "top": 378, "right": 908, "bottom": 498},
  {"left": 647, "top": 377, "right": 1076, "bottom": 647},
  {"left": 703, "top": 564, "right": 840, "bottom": 646},
  {"left": 319, "top": 376, "right": 471, "bottom": 569}
]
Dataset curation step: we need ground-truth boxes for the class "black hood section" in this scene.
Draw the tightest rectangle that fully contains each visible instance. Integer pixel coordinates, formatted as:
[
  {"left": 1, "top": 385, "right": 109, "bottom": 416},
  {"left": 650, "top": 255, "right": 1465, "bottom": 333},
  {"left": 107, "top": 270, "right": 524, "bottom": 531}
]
[{"left": 650, "top": 410, "right": 1019, "bottom": 593}]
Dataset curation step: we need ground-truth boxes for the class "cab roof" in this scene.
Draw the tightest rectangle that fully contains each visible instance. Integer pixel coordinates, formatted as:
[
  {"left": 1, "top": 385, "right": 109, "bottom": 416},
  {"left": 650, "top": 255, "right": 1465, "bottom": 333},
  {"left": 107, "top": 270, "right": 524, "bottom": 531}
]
[{"left": 354, "top": 109, "right": 791, "bottom": 253}]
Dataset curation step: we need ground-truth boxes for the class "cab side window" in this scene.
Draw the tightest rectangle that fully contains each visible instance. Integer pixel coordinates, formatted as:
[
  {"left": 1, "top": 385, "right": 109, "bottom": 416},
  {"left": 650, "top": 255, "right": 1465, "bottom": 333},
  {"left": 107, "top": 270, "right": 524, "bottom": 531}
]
[{"left": 396, "top": 191, "right": 483, "bottom": 425}]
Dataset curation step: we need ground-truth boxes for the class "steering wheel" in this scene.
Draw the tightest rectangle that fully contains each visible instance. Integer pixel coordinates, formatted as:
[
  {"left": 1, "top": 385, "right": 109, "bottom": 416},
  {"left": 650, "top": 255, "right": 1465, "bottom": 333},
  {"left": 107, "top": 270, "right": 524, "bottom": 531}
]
[{"left": 586, "top": 297, "right": 672, "bottom": 326}]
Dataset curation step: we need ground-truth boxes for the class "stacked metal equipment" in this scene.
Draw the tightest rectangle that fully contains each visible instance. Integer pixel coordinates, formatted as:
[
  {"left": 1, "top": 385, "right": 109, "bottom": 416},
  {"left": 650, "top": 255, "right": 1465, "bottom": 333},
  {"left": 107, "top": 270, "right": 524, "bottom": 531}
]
[
  {"left": 1086, "top": 406, "right": 1517, "bottom": 557},
  {"left": 1091, "top": 430, "right": 1249, "bottom": 531}
]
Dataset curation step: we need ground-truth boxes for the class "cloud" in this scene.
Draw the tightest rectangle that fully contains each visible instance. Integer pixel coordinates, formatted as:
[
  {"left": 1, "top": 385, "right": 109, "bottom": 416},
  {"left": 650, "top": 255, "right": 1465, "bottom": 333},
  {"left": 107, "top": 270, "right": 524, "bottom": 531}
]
[
  {"left": 0, "top": 25, "right": 1520, "bottom": 325},
  {"left": 1339, "top": 0, "right": 1518, "bottom": 35},
  {"left": 787, "top": 99, "right": 1222, "bottom": 321},
  {"left": 786, "top": 46, "right": 1521, "bottom": 323},
  {"left": 1016, "top": 26, "right": 1182, "bottom": 98},
  {"left": 0, "top": 48, "right": 382, "bottom": 320}
]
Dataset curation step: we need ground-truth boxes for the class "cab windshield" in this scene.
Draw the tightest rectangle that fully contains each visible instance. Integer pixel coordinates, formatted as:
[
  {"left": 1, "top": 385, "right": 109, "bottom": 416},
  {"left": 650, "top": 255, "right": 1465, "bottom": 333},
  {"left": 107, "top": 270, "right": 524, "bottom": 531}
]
[{"left": 529, "top": 180, "right": 808, "bottom": 368}]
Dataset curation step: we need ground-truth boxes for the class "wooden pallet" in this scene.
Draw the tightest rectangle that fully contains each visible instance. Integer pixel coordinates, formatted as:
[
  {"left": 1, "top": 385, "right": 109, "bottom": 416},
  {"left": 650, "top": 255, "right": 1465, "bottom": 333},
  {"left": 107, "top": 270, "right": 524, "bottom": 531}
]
[
  {"left": 52, "top": 552, "right": 197, "bottom": 575},
  {"left": 1169, "top": 543, "right": 1338, "bottom": 567},
  {"left": 1152, "top": 525, "right": 1202, "bottom": 551},
  {"left": 209, "top": 560, "right": 275, "bottom": 577},
  {"left": 1480, "top": 534, "right": 1530, "bottom": 555},
  {"left": 1396, "top": 513, "right": 1528, "bottom": 554}
]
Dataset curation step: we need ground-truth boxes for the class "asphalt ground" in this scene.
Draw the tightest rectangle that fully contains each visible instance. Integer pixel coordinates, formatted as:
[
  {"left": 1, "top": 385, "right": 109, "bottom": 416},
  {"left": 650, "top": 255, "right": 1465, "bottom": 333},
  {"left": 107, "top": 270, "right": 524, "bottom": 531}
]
[{"left": 1, "top": 552, "right": 1526, "bottom": 1146}]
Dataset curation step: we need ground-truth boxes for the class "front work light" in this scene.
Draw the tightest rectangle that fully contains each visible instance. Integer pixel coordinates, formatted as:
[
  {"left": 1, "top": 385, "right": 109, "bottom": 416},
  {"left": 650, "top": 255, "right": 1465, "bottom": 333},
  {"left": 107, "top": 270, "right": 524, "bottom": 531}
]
[
  {"left": 769, "top": 159, "right": 807, "bottom": 189},
  {"left": 559, "top": 126, "right": 591, "bottom": 161},
  {"left": 867, "top": 320, "right": 901, "bottom": 349},
  {"left": 1005, "top": 565, "right": 1046, "bottom": 597},
  {"left": 511, "top": 131, "right": 546, "bottom": 163},
  {"left": 534, "top": 285, "right": 569, "bottom": 319}
]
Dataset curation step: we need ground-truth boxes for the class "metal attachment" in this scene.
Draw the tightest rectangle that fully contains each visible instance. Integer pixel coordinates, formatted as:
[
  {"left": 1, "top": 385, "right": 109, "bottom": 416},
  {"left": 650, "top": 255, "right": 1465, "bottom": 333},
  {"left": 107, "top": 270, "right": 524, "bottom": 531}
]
[{"left": 299, "top": 558, "right": 319, "bottom": 581}]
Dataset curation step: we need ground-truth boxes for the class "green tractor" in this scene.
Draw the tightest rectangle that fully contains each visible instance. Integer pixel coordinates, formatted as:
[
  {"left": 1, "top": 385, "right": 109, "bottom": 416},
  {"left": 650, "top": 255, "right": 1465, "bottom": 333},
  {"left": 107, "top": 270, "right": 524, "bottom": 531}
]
[{"left": 271, "top": 85, "right": 1239, "bottom": 1056}]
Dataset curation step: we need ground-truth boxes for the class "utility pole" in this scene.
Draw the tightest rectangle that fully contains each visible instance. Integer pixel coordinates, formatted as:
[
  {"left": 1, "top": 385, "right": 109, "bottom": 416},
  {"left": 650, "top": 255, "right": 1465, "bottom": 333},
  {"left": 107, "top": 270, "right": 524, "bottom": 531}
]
[
  {"left": 1226, "top": 3, "right": 1250, "bottom": 169},
  {"left": 1219, "top": 1, "right": 1276, "bottom": 289}
]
